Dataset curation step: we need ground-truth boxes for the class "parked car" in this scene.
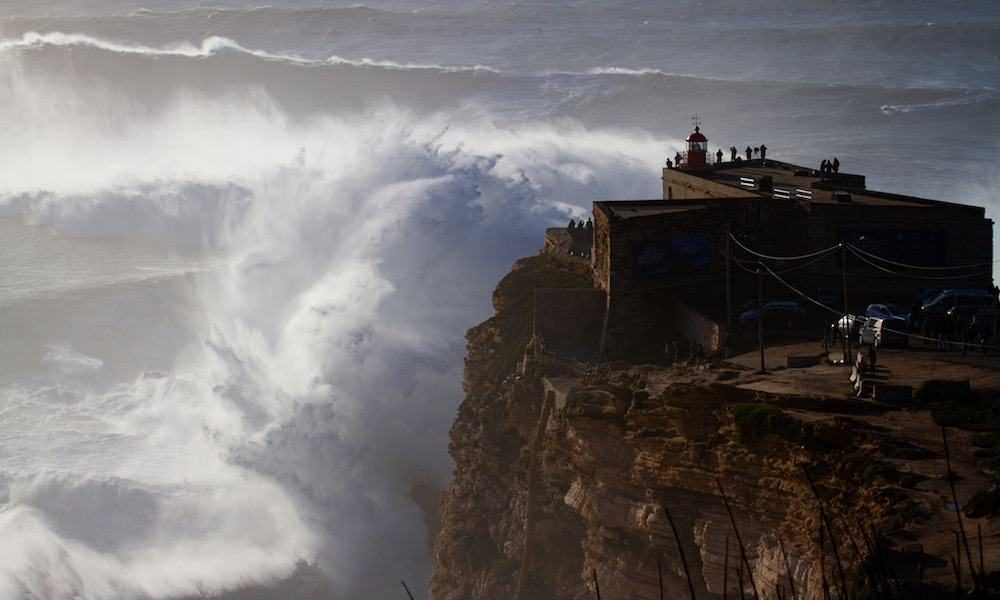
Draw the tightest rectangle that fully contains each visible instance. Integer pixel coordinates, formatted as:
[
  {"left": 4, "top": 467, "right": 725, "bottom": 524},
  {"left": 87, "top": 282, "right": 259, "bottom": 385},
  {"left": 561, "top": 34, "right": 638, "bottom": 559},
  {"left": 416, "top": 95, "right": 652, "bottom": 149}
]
[
  {"left": 859, "top": 317, "right": 909, "bottom": 348},
  {"left": 865, "top": 303, "right": 910, "bottom": 323},
  {"left": 875, "top": 318, "right": 909, "bottom": 348},
  {"left": 945, "top": 306, "right": 1000, "bottom": 336},
  {"left": 858, "top": 317, "right": 880, "bottom": 345},
  {"left": 946, "top": 305, "right": 982, "bottom": 327},
  {"left": 916, "top": 288, "right": 943, "bottom": 305},
  {"left": 739, "top": 301, "right": 806, "bottom": 328}
]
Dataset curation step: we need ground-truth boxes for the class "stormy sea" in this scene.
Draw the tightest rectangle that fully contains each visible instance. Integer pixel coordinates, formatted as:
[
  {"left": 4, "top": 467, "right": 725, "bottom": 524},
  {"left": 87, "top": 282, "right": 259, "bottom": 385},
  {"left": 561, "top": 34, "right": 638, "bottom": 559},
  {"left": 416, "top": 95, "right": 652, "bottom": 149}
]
[{"left": 0, "top": 1, "right": 997, "bottom": 597}]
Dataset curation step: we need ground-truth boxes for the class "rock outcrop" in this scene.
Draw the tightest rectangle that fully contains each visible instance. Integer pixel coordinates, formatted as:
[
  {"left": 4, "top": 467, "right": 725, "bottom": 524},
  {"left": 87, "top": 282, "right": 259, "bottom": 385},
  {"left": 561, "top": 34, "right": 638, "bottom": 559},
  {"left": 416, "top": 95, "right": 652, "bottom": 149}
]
[{"left": 430, "top": 256, "right": 996, "bottom": 600}]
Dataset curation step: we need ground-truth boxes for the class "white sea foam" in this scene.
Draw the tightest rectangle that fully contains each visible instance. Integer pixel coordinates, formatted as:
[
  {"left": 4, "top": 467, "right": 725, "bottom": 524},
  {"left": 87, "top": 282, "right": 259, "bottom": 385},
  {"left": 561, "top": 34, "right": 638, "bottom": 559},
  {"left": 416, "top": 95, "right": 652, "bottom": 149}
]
[
  {"left": 0, "top": 45, "right": 670, "bottom": 598},
  {"left": 0, "top": 31, "right": 500, "bottom": 74}
]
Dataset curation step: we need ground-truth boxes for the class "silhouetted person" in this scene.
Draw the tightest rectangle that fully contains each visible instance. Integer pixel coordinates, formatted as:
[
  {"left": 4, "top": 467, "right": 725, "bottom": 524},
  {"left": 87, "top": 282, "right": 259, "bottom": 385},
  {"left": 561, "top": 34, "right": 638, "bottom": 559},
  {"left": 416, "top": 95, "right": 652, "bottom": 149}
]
[
  {"left": 666, "top": 158, "right": 673, "bottom": 168},
  {"left": 820, "top": 159, "right": 828, "bottom": 178},
  {"left": 745, "top": 146, "right": 752, "bottom": 160},
  {"left": 867, "top": 346, "right": 877, "bottom": 375},
  {"left": 716, "top": 149, "right": 724, "bottom": 164},
  {"left": 730, "top": 146, "right": 737, "bottom": 161},
  {"left": 568, "top": 219, "right": 576, "bottom": 230},
  {"left": 585, "top": 218, "right": 593, "bottom": 229},
  {"left": 753, "top": 146, "right": 760, "bottom": 157},
  {"left": 675, "top": 151, "right": 682, "bottom": 166},
  {"left": 832, "top": 157, "right": 840, "bottom": 174},
  {"left": 760, "top": 144, "right": 767, "bottom": 162}
]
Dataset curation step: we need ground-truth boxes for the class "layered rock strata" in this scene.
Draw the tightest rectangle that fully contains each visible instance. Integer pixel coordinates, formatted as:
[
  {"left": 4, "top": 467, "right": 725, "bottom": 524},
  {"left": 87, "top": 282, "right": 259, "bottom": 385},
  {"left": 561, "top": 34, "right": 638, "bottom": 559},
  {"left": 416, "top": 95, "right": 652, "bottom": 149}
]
[{"left": 431, "top": 255, "right": 986, "bottom": 600}]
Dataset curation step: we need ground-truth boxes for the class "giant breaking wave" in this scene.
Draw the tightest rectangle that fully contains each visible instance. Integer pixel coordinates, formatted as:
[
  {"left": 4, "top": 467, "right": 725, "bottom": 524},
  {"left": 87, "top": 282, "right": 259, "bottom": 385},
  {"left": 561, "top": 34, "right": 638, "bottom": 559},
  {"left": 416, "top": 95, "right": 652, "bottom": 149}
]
[{"left": 0, "top": 39, "right": 668, "bottom": 598}]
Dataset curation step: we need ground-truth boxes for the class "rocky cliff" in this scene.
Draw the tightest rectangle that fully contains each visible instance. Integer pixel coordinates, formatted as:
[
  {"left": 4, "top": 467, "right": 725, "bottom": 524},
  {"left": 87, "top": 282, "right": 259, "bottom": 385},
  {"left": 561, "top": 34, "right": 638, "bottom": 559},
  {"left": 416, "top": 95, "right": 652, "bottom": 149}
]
[{"left": 430, "top": 256, "right": 1000, "bottom": 600}]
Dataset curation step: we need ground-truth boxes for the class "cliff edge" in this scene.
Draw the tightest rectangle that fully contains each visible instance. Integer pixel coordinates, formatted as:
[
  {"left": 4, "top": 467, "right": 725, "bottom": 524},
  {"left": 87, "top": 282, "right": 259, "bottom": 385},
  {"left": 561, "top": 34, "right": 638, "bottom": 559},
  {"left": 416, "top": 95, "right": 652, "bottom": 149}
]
[{"left": 430, "top": 255, "right": 1000, "bottom": 600}]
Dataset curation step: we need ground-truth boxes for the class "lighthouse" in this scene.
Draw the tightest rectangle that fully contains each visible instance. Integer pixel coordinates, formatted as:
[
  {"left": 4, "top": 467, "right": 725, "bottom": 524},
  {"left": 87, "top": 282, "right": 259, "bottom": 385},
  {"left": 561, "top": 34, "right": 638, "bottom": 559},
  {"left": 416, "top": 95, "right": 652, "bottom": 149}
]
[{"left": 684, "top": 125, "right": 708, "bottom": 169}]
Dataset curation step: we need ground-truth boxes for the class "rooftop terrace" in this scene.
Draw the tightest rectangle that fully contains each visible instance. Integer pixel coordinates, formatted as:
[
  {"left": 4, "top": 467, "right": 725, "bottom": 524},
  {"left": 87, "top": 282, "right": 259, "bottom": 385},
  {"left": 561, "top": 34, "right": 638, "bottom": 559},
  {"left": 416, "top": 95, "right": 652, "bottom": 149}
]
[{"left": 676, "top": 159, "right": 983, "bottom": 212}]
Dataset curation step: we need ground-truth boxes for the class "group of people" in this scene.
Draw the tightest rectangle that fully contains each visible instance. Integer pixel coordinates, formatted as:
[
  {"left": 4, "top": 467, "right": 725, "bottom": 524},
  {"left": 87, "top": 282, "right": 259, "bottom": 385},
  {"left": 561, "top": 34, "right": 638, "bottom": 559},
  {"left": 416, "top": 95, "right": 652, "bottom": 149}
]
[
  {"left": 725, "top": 145, "right": 767, "bottom": 163},
  {"left": 920, "top": 313, "right": 995, "bottom": 355},
  {"left": 664, "top": 338, "right": 706, "bottom": 366},
  {"left": 664, "top": 144, "right": 769, "bottom": 168},
  {"left": 567, "top": 218, "right": 593, "bottom": 230},
  {"left": 819, "top": 157, "right": 840, "bottom": 178}
]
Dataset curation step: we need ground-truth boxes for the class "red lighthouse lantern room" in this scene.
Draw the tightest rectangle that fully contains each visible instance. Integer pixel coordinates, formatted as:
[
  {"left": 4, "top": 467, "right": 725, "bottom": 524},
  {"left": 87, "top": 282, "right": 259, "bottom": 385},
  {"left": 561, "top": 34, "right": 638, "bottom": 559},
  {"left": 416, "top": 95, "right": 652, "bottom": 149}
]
[{"left": 685, "top": 126, "right": 708, "bottom": 168}]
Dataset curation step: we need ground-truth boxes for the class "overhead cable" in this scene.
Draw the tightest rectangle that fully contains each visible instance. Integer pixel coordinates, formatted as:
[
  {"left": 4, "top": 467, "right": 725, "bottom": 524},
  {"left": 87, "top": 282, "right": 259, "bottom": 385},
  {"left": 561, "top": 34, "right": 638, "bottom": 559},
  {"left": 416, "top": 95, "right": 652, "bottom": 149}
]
[
  {"left": 729, "top": 234, "right": 841, "bottom": 262},
  {"left": 848, "top": 244, "right": 997, "bottom": 271},
  {"left": 733, "top": 251, "right": 839, "bottom": 275},
  {"left": 847, "top": 246, "right": 993, "bottom": 281},
  {"left": 756, "top": 262, "right": 844, "bottom": 317},
  {"left": 756, "top": 261, "right": 1000, "bottom": 351}
]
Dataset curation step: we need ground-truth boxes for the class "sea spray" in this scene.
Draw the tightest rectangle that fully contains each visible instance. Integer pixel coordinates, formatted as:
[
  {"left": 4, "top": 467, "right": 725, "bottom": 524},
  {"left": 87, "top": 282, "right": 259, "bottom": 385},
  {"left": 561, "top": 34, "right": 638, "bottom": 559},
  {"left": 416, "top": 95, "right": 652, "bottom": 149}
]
[{"left": 0, "top": 42, "right": 667, "bottom": 598}]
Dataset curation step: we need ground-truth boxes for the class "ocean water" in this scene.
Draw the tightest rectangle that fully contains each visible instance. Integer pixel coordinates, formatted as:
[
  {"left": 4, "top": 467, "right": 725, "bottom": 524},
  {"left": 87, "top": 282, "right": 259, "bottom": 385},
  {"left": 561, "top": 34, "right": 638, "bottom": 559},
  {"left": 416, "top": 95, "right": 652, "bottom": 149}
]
[{"left": 0, "top": 1, "right": 997, "bottom": 598}]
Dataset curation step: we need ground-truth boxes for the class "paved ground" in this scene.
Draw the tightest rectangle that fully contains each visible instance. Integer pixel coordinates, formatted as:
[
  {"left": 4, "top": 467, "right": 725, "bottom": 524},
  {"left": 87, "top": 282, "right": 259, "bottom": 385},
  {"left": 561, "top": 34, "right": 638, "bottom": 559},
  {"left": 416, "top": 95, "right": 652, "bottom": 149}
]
[
  {"left": 723, "top": 338, "right": 1000, "bottom": 589},
  {"left": 726, "top": 340, "right": 1000, "bottom": 401}
]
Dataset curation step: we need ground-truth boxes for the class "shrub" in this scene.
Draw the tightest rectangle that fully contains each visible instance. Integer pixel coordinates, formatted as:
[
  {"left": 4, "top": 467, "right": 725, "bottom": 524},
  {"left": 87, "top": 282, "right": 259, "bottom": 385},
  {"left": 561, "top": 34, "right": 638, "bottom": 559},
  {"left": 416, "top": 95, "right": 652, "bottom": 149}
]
[{"left": 732, "top": 403, "right": 800, "bottom": 443}]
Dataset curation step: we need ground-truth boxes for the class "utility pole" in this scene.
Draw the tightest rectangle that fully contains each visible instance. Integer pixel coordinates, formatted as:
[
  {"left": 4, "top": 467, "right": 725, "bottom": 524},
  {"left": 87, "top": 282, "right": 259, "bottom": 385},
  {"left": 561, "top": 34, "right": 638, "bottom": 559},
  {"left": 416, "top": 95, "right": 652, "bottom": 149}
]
[
  {"left": 758, "top": 266, "right": 766, "bottom": 373},
  {"left": 841, "top": 242, "right": 851, "bottom": 365},
  {"left": 726, "top": 232, "right": 732, "bottom": 358}
]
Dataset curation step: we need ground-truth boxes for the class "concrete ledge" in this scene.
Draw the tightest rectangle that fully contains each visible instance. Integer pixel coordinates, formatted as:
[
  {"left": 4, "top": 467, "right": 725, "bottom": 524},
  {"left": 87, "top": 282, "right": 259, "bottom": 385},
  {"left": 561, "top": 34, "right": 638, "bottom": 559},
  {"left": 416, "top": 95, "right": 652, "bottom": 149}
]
[
  {"left": 787, "top": 353, "right": 823, "bottom": 368},
  {"left": 874, "top": 384, "right": 914, "bottom": 404},
  {"left": 913, "top": 379, "right": 972, "bottom": 402}
]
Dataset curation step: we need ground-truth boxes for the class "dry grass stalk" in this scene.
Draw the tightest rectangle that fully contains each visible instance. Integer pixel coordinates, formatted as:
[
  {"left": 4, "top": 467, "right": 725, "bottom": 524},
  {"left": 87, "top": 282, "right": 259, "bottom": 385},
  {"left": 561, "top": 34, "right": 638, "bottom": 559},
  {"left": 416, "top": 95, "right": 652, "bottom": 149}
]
[
  {"left": 801, "top": 465, "right": 849, "bottom": 600},
  {"left": 657, "top": 559, "right": 664, "bottom": 600},
  {"left": 942, "top": 426, "right": 978, "bottom": 592},
  {"left": 716, "top": 478, "right": 761, "bottom": 600},
  {"left": 777, "top": 537, "right": 799, "bottom": 600},
  {"left": 663, "top": 502, "right": 698, "bottom": 599},
  {"left": 724, "top": 536, "right": 730, "bottom": 600}
]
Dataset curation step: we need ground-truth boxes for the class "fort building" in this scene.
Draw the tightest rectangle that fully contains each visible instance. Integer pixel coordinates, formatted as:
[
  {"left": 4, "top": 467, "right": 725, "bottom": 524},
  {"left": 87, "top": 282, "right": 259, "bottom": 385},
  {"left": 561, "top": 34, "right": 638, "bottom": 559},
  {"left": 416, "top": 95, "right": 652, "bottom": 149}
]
[{"left": 543, "top": 125, "right": 994, "bottom": 362}]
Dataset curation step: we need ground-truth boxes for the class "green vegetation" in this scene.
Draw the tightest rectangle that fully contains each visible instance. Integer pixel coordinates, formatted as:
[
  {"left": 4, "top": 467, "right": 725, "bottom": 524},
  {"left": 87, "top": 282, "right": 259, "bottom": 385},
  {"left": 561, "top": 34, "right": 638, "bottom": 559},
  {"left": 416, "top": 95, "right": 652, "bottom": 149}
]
[
  {"left": 860, "top": 460, "right": 898, "bottom": 486},
  {"left": 731, "top": 403, "right": 800, "bottom": 443}
]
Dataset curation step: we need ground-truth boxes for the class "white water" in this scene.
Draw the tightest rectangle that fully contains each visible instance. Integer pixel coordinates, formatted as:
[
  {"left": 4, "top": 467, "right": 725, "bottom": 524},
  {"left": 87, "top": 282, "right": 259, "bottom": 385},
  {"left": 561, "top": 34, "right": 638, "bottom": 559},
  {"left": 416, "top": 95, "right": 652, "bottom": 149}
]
[
  {"left": 0, "top": 2, "right": 997, "bottom": 598},
  {"left": 0, "top": 43, "right": 668, "bottom": 598}
]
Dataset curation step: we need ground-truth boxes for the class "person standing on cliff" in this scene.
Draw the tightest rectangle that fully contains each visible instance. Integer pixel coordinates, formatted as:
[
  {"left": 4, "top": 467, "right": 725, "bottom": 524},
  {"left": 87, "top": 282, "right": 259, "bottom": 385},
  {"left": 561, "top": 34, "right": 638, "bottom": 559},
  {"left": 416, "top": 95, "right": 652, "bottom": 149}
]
[
  {"left": 833, "top": 157, "right": 840, "bottom": 174},
  {"left": 745, "top": 146, "right": 753, "bottom": 160},
  {"left": 716, "top": 148, "right": 724, "bottom": 164},
  {"left": 760, "top": 144, "right": 767, "bottom": 163},
  {"left": 730, "top": 146, "right": 738, "bottom": 161}
]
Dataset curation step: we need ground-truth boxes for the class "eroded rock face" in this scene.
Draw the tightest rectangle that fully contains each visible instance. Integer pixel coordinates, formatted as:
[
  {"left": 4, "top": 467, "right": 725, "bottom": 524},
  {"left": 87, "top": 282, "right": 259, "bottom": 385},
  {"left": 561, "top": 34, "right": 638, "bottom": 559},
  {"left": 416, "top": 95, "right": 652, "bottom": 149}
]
[{"left": 430, "top": 258, "right": 897, "bottom": 600}]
